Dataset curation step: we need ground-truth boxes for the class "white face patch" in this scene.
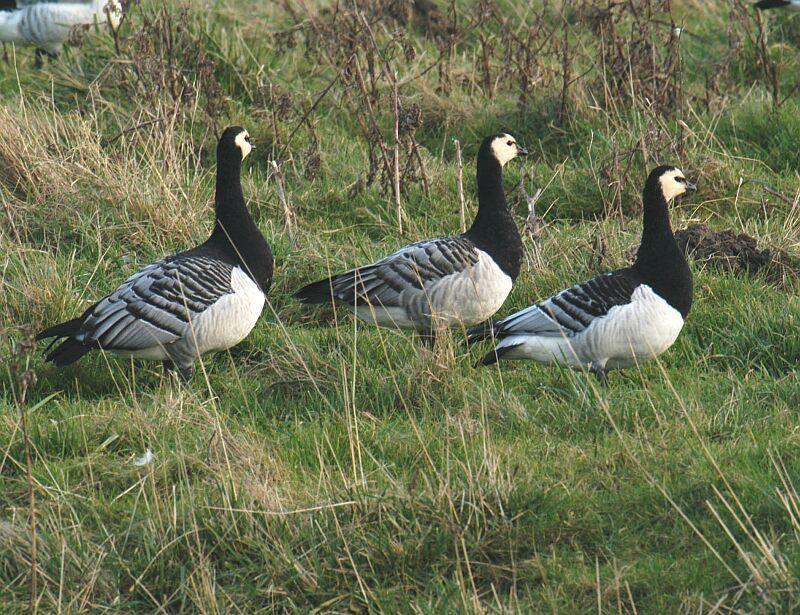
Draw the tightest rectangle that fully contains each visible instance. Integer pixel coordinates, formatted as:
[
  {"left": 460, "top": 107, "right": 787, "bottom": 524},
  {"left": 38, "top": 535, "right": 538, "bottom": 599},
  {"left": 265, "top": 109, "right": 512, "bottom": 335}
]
[
  {"left": 489, "top": 133, "right": 520, "bottom": 167},
  {"left": 658, "top": 168, "right": 690, "bottom": 202},
  {"left": 234, "top": 130, "right": 252, "bottom": 160}
]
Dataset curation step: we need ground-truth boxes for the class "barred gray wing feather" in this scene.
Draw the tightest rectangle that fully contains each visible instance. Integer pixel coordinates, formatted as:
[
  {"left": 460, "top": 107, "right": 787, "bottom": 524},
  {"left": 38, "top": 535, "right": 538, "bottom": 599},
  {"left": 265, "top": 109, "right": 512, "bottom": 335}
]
[
  {"left": 316, "top": 237, "right": 480, "bottom": 307},
  {"left": 78, "top": 255, "right": 234, "bottom": 351},
  {"left": 492, "top": 270, "right": 639, "bottom": 338}
]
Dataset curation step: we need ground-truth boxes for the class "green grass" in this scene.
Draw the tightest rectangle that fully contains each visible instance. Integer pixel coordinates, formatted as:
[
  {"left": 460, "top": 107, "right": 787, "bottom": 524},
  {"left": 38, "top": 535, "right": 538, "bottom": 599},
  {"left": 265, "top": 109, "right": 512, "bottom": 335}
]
[{"left": 2, "top": 0, "right": 800, "bottom": 611}]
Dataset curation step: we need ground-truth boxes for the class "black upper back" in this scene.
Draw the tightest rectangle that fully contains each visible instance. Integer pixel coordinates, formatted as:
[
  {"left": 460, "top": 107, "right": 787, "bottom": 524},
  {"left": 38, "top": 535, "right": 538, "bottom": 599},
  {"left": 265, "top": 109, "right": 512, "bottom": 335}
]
[
  {"left": 464, "top": 134, "right": 523, "bottom": 280},
  {"left": 632, "top": 166, "right": 693, "bottom": 318},
  {"left": 198, "top": 126, "right": 273, "bottom": 293}
]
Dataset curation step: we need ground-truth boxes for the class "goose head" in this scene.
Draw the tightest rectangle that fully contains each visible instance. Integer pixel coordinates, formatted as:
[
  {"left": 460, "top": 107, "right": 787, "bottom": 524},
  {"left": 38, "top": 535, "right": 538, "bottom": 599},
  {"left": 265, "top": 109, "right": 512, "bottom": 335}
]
[
  {"left": 482, "top": 132, "right": 528, "bottom": 168},
  {"left": 652, "top": 166, "right": 697, "bottom": 202},
  {"left": 218, "top": 126, "right": 255, "bottom": 163}
]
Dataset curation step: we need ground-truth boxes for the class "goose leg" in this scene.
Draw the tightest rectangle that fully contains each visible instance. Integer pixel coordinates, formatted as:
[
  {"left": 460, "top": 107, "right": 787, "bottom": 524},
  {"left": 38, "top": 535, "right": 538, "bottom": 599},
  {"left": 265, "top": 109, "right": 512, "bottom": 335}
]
[
  {"left": 177, "top": 364, "right": 195, "bottom": 382},
  {"left": 592, "top": 365, "right": 609, "bottom": 386},
  {"left": 420, "top": 328, "right": 436, "bottom": 348},
  {"left": 163, "top": 356, "right": 194, "bottom": 382},
  {"left": 34, "top": 48, "right": 58, "bottom": 69}
]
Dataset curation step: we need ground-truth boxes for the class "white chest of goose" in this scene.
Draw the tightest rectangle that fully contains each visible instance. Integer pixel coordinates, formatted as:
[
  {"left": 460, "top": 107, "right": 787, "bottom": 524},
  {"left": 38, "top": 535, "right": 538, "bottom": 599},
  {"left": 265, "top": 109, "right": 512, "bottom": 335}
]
[
  {"left": 293, "top": 132, "right": 527, "bottom": 343},
  {"left": 469, "top": 166, "right": 696, "bottom": 382},
  {"left": 37, "top": 127, "right": 273, "bottom": 381}
]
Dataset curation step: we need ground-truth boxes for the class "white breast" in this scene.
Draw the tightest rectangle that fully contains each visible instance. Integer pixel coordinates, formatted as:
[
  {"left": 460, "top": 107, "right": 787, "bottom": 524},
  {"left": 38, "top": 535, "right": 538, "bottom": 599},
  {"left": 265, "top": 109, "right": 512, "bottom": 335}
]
[{"left": 182, "top": 266, "right": 265, "bottom": 356}]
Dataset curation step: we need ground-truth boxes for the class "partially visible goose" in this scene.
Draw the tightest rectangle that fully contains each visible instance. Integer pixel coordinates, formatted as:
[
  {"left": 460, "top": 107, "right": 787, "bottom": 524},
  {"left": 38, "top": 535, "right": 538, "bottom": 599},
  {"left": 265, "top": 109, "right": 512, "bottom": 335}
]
[
  {"left": 293, "top": 132, "right": 527, "bottom": 343},
  {"left": 0, "top": 0, "right": 122, "bottom": 66},
  {"left": 753, "top": 0, "right": 800, "bottom": 10},
  {"left": 469, "top": 166, "right": 695, "bottom": 382},
  {"left": 37, "top": 126, "right": 273, "bottom": 381}
]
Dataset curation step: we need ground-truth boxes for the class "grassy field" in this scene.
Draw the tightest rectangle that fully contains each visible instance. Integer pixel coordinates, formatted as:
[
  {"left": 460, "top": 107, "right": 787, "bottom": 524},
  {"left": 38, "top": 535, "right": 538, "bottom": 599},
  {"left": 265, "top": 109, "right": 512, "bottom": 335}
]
[{"left": 2, "top": 0, "right": 800, "bottom": 611}]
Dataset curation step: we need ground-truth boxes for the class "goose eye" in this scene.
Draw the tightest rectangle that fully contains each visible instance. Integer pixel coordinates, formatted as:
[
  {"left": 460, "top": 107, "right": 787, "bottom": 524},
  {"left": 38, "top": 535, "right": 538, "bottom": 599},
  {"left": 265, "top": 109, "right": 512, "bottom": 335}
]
[
  {"left": 506, "top": 140, "right": 513, "bottom": 146},
  {"left": 676, "top": 177, "right": 686, "bottom": 184}
]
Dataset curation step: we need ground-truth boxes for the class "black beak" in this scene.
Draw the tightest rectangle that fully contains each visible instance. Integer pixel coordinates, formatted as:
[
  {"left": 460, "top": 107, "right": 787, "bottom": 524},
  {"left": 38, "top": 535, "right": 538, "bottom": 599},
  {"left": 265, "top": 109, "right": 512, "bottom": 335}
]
[{"left": 517, "top": 145, "right": 529, "bottom": 156}]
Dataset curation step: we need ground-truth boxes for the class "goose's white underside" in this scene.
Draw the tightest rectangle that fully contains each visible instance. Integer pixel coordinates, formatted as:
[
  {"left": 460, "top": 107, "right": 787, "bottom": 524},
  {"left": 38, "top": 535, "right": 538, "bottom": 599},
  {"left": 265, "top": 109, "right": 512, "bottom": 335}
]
[
  {"left": 0, "top": 1, "right": 121, "bottom": 54},
  {"left": 495, "top": 285, "right": 685, "bottom": 370},
  {"left": 114, "top": 266, "right": 265, "bottom": 361},
  {"left": 354, "top": 250, "right": 513, "bottom": 331}
]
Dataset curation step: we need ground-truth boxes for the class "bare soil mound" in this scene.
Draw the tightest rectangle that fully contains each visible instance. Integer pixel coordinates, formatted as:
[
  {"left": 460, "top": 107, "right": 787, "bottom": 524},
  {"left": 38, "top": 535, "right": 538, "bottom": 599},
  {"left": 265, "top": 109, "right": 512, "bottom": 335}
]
[{"left": 674, "top": 224, "right": 799, "bottom": 285}]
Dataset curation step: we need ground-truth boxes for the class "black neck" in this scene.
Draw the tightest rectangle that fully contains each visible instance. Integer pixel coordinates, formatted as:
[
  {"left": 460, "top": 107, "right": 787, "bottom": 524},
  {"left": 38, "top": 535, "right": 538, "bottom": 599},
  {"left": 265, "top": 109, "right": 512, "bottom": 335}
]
[
  {"left": 212, "top": 155, "right": 246, "bottom": 237},
  {"left": 465, "top": 153, "right": 523, "bottom": 280},
  {"left": 207, "top": 155, "right": 273, "bottom": 293},
  {"left": 633, "top": 180, "right": 693, "bottom": 318}
]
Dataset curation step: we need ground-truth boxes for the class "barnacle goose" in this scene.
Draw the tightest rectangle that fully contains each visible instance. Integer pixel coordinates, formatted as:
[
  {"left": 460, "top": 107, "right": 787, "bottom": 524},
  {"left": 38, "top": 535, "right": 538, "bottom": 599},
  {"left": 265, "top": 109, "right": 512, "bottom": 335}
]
[
  {"left": 293, "top": 133, "right": 527, "bottom": 343},
  {"left": 37, "top": 126, "right": 273, "bottom": 381},
  {"left": 753, "top": 0, "right": 800, "bottom": 10},
  {"left": 469, "top": 166, "right": 695, "bottom": 383},
  {"left": 0, "top": 0, "right": 122, "bottom": 66}
]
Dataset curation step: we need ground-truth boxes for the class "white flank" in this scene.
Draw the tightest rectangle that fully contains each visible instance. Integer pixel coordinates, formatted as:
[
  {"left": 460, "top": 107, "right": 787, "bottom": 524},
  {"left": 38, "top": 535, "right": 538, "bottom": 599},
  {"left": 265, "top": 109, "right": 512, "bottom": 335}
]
[
  {"left": 0, "top": 11, "right": 24, "bottom": 44},
  {"left": 354, "top": 250, "right": 513, "bottom": 331},
  {"left": 496, "top": 285, "right": 685, "bottom": 371},
  {"left": 0, "top": 1, "right": 122, "bottom": 55},
  {"left": 114, "top": 266, "right": 264, "bottom": 361}
]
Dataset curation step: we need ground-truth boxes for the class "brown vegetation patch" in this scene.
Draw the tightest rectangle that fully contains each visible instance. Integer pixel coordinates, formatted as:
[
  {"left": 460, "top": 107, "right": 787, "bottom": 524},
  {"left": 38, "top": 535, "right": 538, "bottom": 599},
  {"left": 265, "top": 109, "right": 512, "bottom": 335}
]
[
  {"left": 675, "top": 224, "right": 800, "bottom": 285},
  {"left": 0, "top": 519, "right": 45, "bottom": 582},
  {"left": 394, "top": 0, "right": 453, "bottom": 42},
  {"left": 0, "top": 100, "right": 206, "bottom": 252}
]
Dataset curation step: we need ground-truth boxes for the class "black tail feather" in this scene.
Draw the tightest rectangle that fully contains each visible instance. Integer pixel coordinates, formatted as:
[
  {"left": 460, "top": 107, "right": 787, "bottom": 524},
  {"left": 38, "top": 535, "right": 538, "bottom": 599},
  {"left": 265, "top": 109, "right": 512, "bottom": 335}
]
[
  {"left": 476, "top": 343, "right": 520, "bottom": 367},
  {"left": 753, "top": 0, "right": 790, "bottom": 9},
  {"left": 36, "top": 317, "right": 84, "bottom": 341},
  {"left": 37, "top": 316, "right": 94, "bottom": 366},
  {"left": 466, "top": 320, "right": 498, "bottom": 344},
  {"left": 44, "top": 338, "right": 92, "bottom": 367},
  {"left": 477, "top": 351, "right": 499, "bottom": 367},
  {"left": 293, "top": 278, "right": 336, "bottom": 305}
]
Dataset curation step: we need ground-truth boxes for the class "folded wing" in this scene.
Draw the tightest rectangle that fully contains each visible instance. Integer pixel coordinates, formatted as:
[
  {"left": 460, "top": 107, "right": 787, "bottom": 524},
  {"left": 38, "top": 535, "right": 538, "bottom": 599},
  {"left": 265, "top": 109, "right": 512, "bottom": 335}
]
[
  {"left": 470, "top": 269, "right": 639, "bottom": 342},
  {"left": 294, "top": 237, "right": 480, "bottom": 308},
  {"left": 71, "top": 254, "right": 234, "bottom": 353}
]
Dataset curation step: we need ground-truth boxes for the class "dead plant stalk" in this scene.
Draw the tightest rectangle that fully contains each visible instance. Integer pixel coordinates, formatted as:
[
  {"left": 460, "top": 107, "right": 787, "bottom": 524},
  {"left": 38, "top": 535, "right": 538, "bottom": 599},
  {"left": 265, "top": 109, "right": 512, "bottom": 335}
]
[
  {"left": 454, "top": 139, "right": 466, "bottom": 233},
  {"left": 392, "top": 76, "right": 403, "bottom": 235},
  {"left": 21, "top": 374, "right": 37, "bottom": 612},
  {"left": 271, "top": 160, "right": 296, "bottom": 241},
  {"left": 11, "top": 333, "right": 39, "bottom": 613}
]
